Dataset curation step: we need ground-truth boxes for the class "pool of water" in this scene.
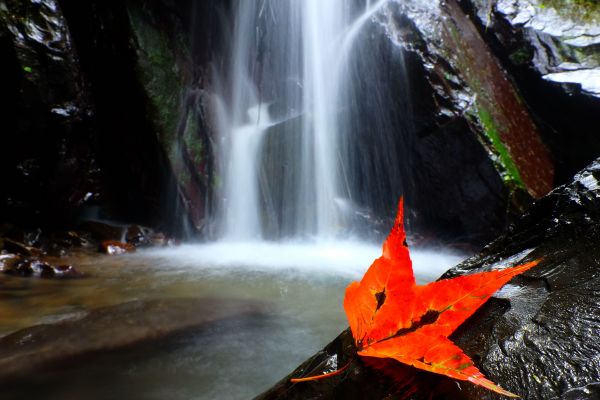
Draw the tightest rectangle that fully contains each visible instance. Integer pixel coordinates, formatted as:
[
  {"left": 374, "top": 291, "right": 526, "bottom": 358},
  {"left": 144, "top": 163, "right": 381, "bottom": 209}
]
[{"left": 0, "top": 241, "right": 465, "bottom": 400}]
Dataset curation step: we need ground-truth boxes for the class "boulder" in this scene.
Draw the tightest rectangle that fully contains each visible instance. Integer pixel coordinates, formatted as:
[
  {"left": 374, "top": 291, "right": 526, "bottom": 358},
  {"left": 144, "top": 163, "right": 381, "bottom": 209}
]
[
  {"left": 257, "top": 158, "right": 600, "bottom": 399},
  {"left": 80, "top": 220, "right": 125, "bottom": 242},
  {"left": 1, "top": 238, "right": 42, "bottom": 257},
  {"left": 125, "top": 224, "right": 150, "bottom": 246},
  {"left": 463, "top": 0, "right": 600, "bottom": 186},
  {"left": 1, "top": 257, "right": 83, "bottom": 279},
  {"left": 377, "top": 0, "right": 554, "bottom": 202},
  {"left": 468, "top": 0, "right": 600, "bottom": 98},
  {"left": 377, "top": 0, "right": 600, "bottom": 193},
  {"left": 42, "top": 230, "right": 88, "bottom": 256},
  {"left": 0, "top": 254, "right": 21, "bottom": 273}
]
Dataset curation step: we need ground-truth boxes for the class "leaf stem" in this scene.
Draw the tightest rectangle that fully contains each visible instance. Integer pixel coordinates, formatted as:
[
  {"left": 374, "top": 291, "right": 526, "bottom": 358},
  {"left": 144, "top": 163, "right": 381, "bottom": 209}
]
[{"left": 290, "top": 361, "right": 351, "bottom": 383}]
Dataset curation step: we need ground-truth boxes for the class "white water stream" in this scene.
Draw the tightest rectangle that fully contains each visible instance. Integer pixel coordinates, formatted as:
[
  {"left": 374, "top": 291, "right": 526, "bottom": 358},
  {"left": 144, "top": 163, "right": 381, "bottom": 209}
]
[{"left": 216, "top": 0, "right": 394, "bottom": 240}]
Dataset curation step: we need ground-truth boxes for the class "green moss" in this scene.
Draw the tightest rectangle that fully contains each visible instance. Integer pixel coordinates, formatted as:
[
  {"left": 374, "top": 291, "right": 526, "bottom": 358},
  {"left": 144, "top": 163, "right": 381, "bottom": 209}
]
[
  {"left": 572, "top": 45, "right": 600, "bottom": 65},
  {"left": 476, "top": 107, "right": 526, "bottom": 190},
  {"left": 509, "top": 47, "right": 532, "bottom": 65},
  {"left": 177, "top": 165, "right": 192, "bottom": 188},
  {"left": 212, "top": 173, "right": 222, "bottom": 189},
  {"left": 540, "top": 0, "right": 600, "bottom": 22},
  {"left": 183, "top": 112, "right": 203, "bottom": 165},
  {"left": 126, "top": 4, "right": 183, "bottom": 144}
]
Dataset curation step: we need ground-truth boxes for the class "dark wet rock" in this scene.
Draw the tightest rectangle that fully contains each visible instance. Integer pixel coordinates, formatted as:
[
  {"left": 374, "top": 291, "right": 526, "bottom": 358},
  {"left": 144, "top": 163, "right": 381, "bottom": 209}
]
[
  {"left": 560, "top": 383, "right": 600, "bottom": 400},
  {"left": 99, "top": 240, "right": 136, "bottom": 255},
  {"left": 0, "top": 225, "right": 43, "bottom": 247},
  {"left": 6, "top": 259, "right": 47, "bottom": 278},
  {"left": 257, "top": 329, "right": 464, "bottom": 400},
  {"left": 2, "top": 238, "right": 42, "bottom": 258},
  {"left": 381, "top": 0, "right": 600, "bottom": 192},
  {"left": 0, "top": 252, "right": 82, "bottom": 279},
  {"left": 123, "top": 0, "right": 218, "bottom": 233},
  {"left": 125, "top": 224, "right": 150, "bottom": 246},
  {"left": 124, "top": 224, "right": 177, "bottom": 247},
  {"left": 33, "top": 260, "right": 55, "bottom": 278},
  {"left": 469, "top": 0, "right": 600, "bottom": 98},
  {"left": 54, "top": 0, "right": 225, "bottom": 235},
  {"left": 0, "top": 0, "right": 101, "bottom": 227},
  {"left": 80, "top": 221, "right": 124, "bottom": 243},
  {"left": 0, "top": 0, "right": 201, "bottom": 235},
  {"left": 337, "top": 2, "right": 511, "bottom": 244},
  {"left": 41, "top": 230, "right": 89, "bottom": 256},
  {"left": 378, "top": 0, "right": 553, "bottom": 201},
  {"left": 147, "top": 231, "right": 174, "bottom": 247},
  {"left": 10, "top": 259, "right": 35, "bottom": 277},
  {"left": 0, "top": 298, "right": 265, "bottom": 380},
  {"left": 437, "top": 159, "right": 600, "bottom": 399},
  {"left": 366, "top": 0, "right": 600, "bottom": 242},
  {"left": 258, "top": 158, "right": 600, "bottom": 399},
  {"left": 461, "top": 0, "right": 600, "bottom": 186},
  {"left": 0, "top": 254, "right": 22, "bottom": 273},
  {"left": 47, "top": 231, "right": 87, "bottom": 248}
]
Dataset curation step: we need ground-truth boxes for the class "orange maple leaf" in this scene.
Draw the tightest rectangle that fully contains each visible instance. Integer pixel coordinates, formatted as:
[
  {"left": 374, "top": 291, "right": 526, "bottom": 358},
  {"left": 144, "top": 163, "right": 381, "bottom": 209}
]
[{"left": 343, "top": 198, "right": 539, "bottom": 397}]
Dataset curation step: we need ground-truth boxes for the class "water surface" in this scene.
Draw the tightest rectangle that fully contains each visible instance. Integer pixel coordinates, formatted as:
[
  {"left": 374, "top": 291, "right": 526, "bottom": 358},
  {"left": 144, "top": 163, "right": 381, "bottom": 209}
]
[{"left": 1, "top": 241, "right": 465, "bottom": 399}]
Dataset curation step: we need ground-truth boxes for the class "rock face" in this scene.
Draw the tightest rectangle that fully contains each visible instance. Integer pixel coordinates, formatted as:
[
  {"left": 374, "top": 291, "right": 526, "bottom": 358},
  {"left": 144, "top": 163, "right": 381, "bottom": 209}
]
[
  {"left": 257, "top": 157, "right": 600, "bottom": 399},
  {"left": 463, "top": 0, "right": 600, "bottom": 186},
  {"left": 443, "top": 158, "right": 600, "bottom": 399},
  {"left": 377, "top": 0, "right": 554, "bottom": 201},
  {"left": 124, "top": 0, "right": 223, "bottom": 233},
  {"left": 0, "top": 0, "right": 225, "bottom": 235},
  {"left": 57, "top": 0, "right": 215, "bottom": 233},
  {"left": 471, "top": 0, "right": 600, "bottom": 97},
  {"left": 0, "top": 0, "right": 101, "bottom": 227},
  {"left": 378, "top": 0, "right": 600, "bottom": 195}
]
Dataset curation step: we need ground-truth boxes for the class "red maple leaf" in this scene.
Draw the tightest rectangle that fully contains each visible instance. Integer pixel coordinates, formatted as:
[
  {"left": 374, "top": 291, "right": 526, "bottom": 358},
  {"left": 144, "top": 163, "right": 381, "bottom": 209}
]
[
  {"left": 344, "top": 198, "right": 538, "bottom": 397},
  {"left": 292, "top": 199, "right": 538, "bottom": 397}
]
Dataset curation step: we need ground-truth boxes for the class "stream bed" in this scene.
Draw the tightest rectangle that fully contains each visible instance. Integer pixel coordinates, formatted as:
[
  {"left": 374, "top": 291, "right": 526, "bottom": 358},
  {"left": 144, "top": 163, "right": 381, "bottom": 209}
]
[{"left": 0, "top": 241, "right": 464, "bottom": 400}]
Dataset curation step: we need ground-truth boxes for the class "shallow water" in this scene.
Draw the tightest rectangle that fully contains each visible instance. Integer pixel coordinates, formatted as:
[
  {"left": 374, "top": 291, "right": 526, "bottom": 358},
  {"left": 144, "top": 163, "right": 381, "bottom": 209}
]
[{"left": 0, "top": 241, "right": 465, "bottom": 400}]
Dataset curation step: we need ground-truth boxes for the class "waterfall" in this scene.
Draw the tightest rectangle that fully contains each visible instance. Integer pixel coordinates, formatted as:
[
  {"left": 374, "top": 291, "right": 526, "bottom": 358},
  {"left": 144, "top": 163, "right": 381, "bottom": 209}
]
[{"left": 214, "top": 0, "right": 401, "bottom": 242}]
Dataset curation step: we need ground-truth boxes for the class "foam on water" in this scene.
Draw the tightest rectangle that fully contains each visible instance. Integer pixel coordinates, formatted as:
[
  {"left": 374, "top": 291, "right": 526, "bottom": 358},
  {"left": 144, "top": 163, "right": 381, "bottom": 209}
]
[{"left": 136, "top": 241, "right": 465, "bottom": 283}]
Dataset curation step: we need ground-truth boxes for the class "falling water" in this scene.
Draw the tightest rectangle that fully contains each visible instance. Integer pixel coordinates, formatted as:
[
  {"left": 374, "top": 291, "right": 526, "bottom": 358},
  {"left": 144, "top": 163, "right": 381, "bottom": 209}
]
[
  {"left": 221, "top": 104, "right": 272, "bottom": 240},
  {"left": 215, "top": 0, "right": 402, "bottom": 241}
]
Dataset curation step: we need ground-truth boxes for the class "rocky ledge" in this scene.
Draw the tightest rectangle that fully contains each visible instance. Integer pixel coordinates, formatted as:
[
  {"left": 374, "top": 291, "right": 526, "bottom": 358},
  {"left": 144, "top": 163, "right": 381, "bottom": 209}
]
[{"left": 257, "top": 158, "right": 600, "bottom": 399}]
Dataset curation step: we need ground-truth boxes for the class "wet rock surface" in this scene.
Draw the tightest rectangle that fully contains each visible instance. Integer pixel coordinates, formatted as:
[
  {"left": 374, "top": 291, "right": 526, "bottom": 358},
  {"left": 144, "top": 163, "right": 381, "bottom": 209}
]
[
  {"left": 0, "top": 297, "right": 265, "bottom": 380},
  {"left": 0, "top": 0, "right": 101, "bottom": 227},
  {"left": 462, "top": 0, "right": 600, "bottom": 185},
  {"left": 0, "top": 0, "right": 201, "bottom": 234},
  {"left": 257, "top": 329, "right": 465, "bottom": 400},
  {"left": 0, "top": 234, "right": 85, "bottom": 279},
  {"left": 378, "top": 0, "right": 600, "bottom": 204},
  {"left": 2, "top": 238, "right": 42, "bottom": 257},
  {"left": 470, "top": 0, "right": 600, "bottom": 97},
  {"left": 379, "top": 0, "right": 554, "bottom": 201},
  {"left": 0, "top": 220, "right": 173, "bottom": 279},
  {"left": 257, "top": 158, "right": 600, "bottom": 399},
  {"left": 99, "top": 240, "right": 136, "bottom": 255},
  {"left": 0, "top": 253, "right": 83, "bottom": 279}
]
